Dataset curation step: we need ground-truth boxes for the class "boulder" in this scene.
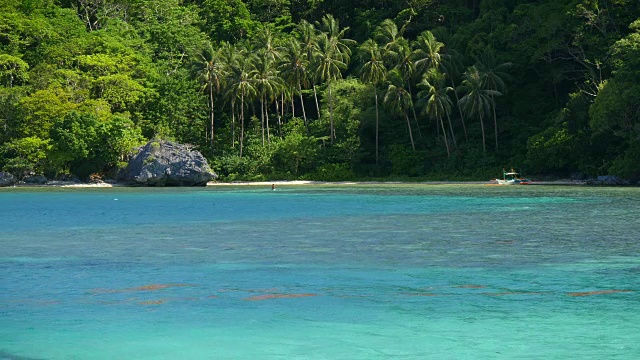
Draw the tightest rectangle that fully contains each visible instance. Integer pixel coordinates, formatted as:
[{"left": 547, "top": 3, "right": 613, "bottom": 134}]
[
  {"left": 0, "top": 172, "right": 16, "bottom": 187},
  {"left": 118, "top": 140, "right": 217, "bottom": 186},
  {"left": 23, "top": 175, "right": 48, "bottom": 184},
  {"left": 587, "top": 175, "right": 628, "bottom": 185}
]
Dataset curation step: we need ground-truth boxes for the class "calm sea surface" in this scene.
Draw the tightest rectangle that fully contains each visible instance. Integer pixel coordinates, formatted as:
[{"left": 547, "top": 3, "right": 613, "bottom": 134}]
[{"left": 1, "top": 185, "right": 639, "bottom": 359}]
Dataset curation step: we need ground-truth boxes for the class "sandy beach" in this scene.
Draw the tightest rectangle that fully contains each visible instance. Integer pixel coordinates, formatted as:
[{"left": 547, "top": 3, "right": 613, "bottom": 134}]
[
  {"left": 3, "top": 179, "right": 588, "bottom": 188},
  {"left": 204, "top": 179, "right": 587, "bottom": 187},
  {"left": 206, "top": 180, "right": 489, "bottom": 186}
]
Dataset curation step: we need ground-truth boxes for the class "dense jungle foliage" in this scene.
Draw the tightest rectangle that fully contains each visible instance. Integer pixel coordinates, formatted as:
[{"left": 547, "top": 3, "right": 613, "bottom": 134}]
[{"left": 1, "top": 0, "right": 639, "bottom": 181}]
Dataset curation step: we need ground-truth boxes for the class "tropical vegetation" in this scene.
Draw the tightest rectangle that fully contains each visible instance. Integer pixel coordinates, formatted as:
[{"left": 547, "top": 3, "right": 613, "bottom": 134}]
[{"left": 1, "top": 0, "right": 639, "bottom": 182}]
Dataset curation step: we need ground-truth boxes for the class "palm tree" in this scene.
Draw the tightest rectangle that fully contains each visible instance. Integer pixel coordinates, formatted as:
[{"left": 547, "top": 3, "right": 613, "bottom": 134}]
[
  {"left": 279, "top": 37, "right": 309, "bottom": 129},
  {"left": 475, "top": 51, "right": 512, "bottom": 152},
  {"left": 197, "top": 43, "right": 226, "bottom": 148},
  {"left": 313, "top": 15, "right": 355, "bottom": 144},
  {"left": 219, "top": 42, "right": 240, "bottom": 148},
  {"left": 418, "top": 71, "right": 455, "bottom": 157},
  {"left": 297, "top": 20, "right": 322, "bottom": 120},
  {"left": 384, "top": 69, "right": 415, "bottom": 150},
  {"left": 412, "top": 30, "right": 444, "bottom": 75},
  {"left": 226, "top": 43, "right": 257, "bottom": 157},
  {"left": 458, "top": 66, "right": 501, "bottom": 153},
  {"left": 317, "top": 14, "right": 356, "bottom": 63},
  {"left": 389, "top": 37, "right": 422, "bottom": 140},
  {"left": 375, "top": 19, "right": 402, "bottom": 56},
  {"left": 278, "top": 84, "right": 292, "bottom": 117},
  {"left": 440, "top": 48, "right": 469, "bottom": 141},
  {"left": 255, "top": 24, "right": 282, "bottom": 62},
  {"left": 253, "top": 50, "right": 281, "bottom": 145},
  {"left": 313, "top": 33, "right": 347, "bottom": 144},
  {"left": 428, "top": 28, "right": 469, "bottom": 141},
  {"left": 412, "top": 30, "right": 447, "bottom": 143},
  {"left": 359, "top": 38, "right": 387, "bottom": 165}
]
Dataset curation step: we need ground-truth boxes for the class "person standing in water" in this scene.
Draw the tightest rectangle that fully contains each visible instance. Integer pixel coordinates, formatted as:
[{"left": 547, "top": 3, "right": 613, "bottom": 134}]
[{"left": 271, "top": 184, "right": 275, "bottom": 191}]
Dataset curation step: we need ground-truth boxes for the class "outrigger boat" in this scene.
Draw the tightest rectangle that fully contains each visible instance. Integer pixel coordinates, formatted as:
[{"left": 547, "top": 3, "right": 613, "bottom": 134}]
[{"left": 495, "top": 168, "right": 530, "bottom": 185}]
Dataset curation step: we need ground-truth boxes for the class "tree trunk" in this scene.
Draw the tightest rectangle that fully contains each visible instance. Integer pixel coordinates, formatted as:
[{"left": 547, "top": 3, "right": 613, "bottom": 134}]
[
  {"left": 439, "top": 115, "right": 450, "bottom": 157},
  {"left": 446, "top": 111, "right": 457, "bottom": 148},
  {"left": 281, "top": 93, "right": 285, "bottom": 118},
  {"left": 407, "top": 82, "right": 423, "bottom": 140},
  {"left": 299, "top": 82, "right": 308, "bottom": 133},
  {"left": 240, "top": 90, "right": 245, "bottom": 158},
  {"left": 209, "top": 82, "right": 215, "bottom": 149},
  {"left": 374, "top": 86, "right": 379, "bottom": 165},
  {"left": 231, "top": 99, "right": 236, "bottom": 148},
  {"left": 491, "top": 93, "right": 498, "bottom": 152},
  {"left": 260, "top": 95, "right": 265, "bottom": 146},
  {"left": 266, "top": 96, "right": 271, "bottom": 144},
  {"left": 313, "top": 84, "right": 321, "bottom": 120},
  {"left": 275, "top": 98, "right": 282, "bottom": 135},
  {"left": 328, "top": 80, "right": 334, "bottom": 144},
  {"left": 448, "top": 74, "right": 468, "bottom": 141},
  {"left": 405, "top": 113, "right": 415, "bottom": 150},
  {"left": 480, "top": 112, "right": 486, "bottom": 153}
]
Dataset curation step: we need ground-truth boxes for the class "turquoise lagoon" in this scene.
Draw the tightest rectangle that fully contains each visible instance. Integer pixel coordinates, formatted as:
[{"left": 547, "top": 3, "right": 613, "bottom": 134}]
[{"left": 1, "top": 185, "right": 639, "bottom": 359}]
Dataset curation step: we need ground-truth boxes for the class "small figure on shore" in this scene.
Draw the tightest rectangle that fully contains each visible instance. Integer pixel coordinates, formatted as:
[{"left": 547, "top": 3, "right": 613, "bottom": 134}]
[{"left": 271, "top": 184, "right": 276, "bottom": 191}]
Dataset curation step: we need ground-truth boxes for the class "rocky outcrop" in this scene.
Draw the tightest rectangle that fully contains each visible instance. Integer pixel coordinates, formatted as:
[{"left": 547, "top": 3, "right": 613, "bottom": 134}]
[
  {"left": 117, "top": 140, "right": 217, "bottom": 186},
  {"left": 587, "top": 175, "right": 628, "bottom": 185},
  {"left": 23, "top": 175, "right": 48, "bottom": 184},
  {"left": 0, "top": 172, "right": 16, "bottom": 187}
]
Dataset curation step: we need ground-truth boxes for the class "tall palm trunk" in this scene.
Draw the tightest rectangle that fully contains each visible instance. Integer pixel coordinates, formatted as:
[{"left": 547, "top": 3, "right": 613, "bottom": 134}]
[
  {"left": 405, "top": 112, "right": 415, "bottom": 150},
  {"left": 328, "top": 80, "right": 334, "bottom": 144},
  {"left": 446, "top": 111, "right": 457, "bottom": 148},
  {"left": 266, "top": 98, "right": 271, "bottom": 144},
  {"left": 298, "top": 82, "right": 308, "bottom": 131},
  {"left": 231, "top": 99, "right": 236, "bottom": 148},
  {"left": 374, "top": 86, "right": 379, "bottom": 165},
  {"left": 439, "top": 115, "right": 450, "bottom": 157},
  {"left": 275, "top": 97, "right": 282, "bottom": 135},
  {"left": 260, "top": 95, "right": 265, "bottom": 146},
  {"left": 313, "top": 84, "right": 321, "bottom": 119},
  {"left": 240, "top": 90, "right": 245, "bottom": 158},
  {"left": 407, "top": 83, "right": 423, "bottom": 140},
  {"left": 491, "top": 93, "right": 498, "bottom": 152},
  {"left": 479, "top": 112, "right": 486, "bottom": 153},
  {"left": 446, "top": 72, "right": 467, "bottom": 141},
  {"left": 209, "top": 82, "right": 215, "bottom": 148}
]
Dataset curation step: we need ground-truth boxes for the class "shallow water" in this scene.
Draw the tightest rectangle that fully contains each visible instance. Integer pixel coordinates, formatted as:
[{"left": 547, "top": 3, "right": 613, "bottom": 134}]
[{"left": 1, "top": 185, "right": 639, "bottom": 359}]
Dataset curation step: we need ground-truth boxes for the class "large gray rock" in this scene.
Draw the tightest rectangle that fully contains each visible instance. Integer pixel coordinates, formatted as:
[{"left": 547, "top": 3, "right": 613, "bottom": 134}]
[
  {"left": 118, "top": 140, "right": 217, "bottom": 186},
  {"left": 0, "top": 172, "right": 16, "bottom": 187},
  {"left": 23, "top": 175, "right": 48, "bottom": 184},
  {"left": 599, "top": 175, "right": 626, "bottom": 185},
  {"left": 587, "top": 175, "right": 628, "bottom": 185}
]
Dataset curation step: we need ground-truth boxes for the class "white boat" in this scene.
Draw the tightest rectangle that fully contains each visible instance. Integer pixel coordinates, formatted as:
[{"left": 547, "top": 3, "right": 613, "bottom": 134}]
[{"left": 495, "top": 168, "right": 530, "bottom": 185}]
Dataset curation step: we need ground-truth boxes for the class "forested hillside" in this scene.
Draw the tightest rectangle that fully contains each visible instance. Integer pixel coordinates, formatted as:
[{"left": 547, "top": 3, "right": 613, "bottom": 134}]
[{"left": 1, "top": 0, "right": 639, "bottom": 181}]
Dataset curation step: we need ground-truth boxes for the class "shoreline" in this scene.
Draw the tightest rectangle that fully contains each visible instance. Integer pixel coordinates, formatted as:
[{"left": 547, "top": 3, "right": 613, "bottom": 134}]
[
  {"left": 2, "top": 179, "right": 590, "bottom": 188},
  {"left": 205, "top": 180, "right": 588, "bottom": 186}
]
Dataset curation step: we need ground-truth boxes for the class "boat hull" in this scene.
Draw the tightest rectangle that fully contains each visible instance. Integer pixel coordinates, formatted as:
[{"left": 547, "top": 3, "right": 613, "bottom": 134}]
[
  {"left": 495, "top": 179, "right": 530, "bottom": 185},
  {"left": 496, "top": 179, "right": 520, "bottom": 185}
]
